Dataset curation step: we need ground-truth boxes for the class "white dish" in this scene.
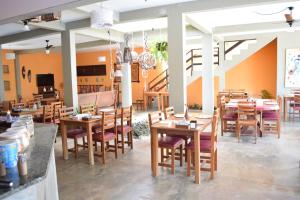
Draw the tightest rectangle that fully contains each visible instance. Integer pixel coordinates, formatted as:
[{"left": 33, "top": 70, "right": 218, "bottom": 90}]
[{"left": 174, "top": 114, "right": 185, "bottom": 118}]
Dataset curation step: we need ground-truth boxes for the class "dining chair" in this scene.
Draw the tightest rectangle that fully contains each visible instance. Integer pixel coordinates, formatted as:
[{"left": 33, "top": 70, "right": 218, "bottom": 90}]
[
  {"left": 59, "top": 106, "right": 87, "bottom": 158},
  {"left": 33, "top": 94, "right": 43, "bottom": 101},
  {"left": 262, "top": 96, "right": 281, "bottom": 138},
  {"left": 117, "top": 106, "right": 133, "bottom": 154},
  {"left": 164, "top": 106, "right": 175, "bottom": 119},
  {"left": 42, "top": 105, "right": 53, "bottom": 123},
  {"left": 148, "top": 111, "right": 184, "bottom": 175},
  {"left": 230, "top": 91, "right": 245, "bottom": 99},
  {"left": 51, "top": 101, "right": 63, "bottom": 124},
  {"left": 11, "top": 102, "right": 26, "bottom": 110},
  {"left": 186, "top": 109, "right": 219, "bottom": 179},
  {"left": 292, "top": 94, "right": 300, "bottom": 121},
  {"left": 80, "top": 104, "right": 95, "bottom": 114},
  {"left": 27, "top": 100, "right": 38, "bottom": 108},
  {"left": 236, "top": 101, "right": 258, "bottom": 143},
  {"left": 92, "top": 109, "right": 118, "bottom": 164},
  {"left": 220, "top": 96, "right": 238, "bottom": 136}
]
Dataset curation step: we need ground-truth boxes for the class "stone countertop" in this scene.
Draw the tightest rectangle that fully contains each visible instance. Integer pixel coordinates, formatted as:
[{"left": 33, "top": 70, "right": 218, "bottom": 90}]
[{"left": 0, "top": 123, "right": 58, "bottom": 199}]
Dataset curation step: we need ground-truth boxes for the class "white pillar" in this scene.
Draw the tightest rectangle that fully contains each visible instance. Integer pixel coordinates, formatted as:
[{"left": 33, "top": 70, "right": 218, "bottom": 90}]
[
  {"left": 121, "top": 63, "right": 132, "bottom": 108},
  {"left": 0, "top": 47, "right": 5, "bottom": 101},
  {"left": 61, "top": 30, "right": 78, "bottom": 108},
  {"left": 202, "top": 34, "right": 214, "bottom": 114},
  {"left": 14, "top": 53, "right": 22, "bottom": 98},
  {"left": 218, "top": 40, "right": 225, "bottom": 91},
  {"left": 168, "top": 11, "right": 187, "bottom": 113}
]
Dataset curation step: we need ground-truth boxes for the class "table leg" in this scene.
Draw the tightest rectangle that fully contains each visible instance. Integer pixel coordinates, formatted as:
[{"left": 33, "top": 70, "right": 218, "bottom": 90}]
[
  {"left": 60, "top": 121, "right": 68, "bottom": 160},
  {"left": 161, "top": 95, "right": 165, "bottom": 111},
  {"left": 259, "top": 112, "right": 263, "bottom": 137},
  {"left": 157, "top": 95, "right": 161, "bottom": 111},
  {"left": 284, "top": 97, "right": 288, "bottom": 121},
  {"left": 144, "top": 94, "right": 147, "bottom": 111},
  {"left": 151, "top": 128, "right": 158, "bottom": 177},
  {"left": 86, "top": 123, "right": 94, "bottom": 165},
  {"left": 194, "top": 131, "right": 201, "bottom": 184}
]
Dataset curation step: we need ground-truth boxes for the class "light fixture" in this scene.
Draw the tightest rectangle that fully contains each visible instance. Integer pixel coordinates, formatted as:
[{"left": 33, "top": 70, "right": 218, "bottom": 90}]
[
  {"left": 45, "top": 49, "right": 50, "bottom": 54},
  {"left": 137, "top": 31, "right": 156, "bottom": 70},
  {"left": 90, "top": 5, "right": 113, "bottom": 29},
  {"left": 98, "top": 56, "right": 106, "bottom": 62},
  {"left": 123, "top": 34, "right": 132, "bottom": 63},
  {"left": 45, "top": 40, "right": 53, "bottom": 55},
  {"left": 22, "top": 20, "right": 30, "bottom": 31}
]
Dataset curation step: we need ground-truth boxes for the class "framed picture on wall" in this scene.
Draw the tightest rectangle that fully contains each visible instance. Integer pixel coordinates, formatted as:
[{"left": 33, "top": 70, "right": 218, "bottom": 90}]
[
  {"left": 3, "top": 65, "right": 9, "bottom": 74},
  {"left": 4, "top": 81, "right": 10, "bottom": 91},
  {"left": 285, "top": 48, "right": 300, "bottom": 87},
  {"left": 131, "top": 62, "right": 140, "bottom": 82}
]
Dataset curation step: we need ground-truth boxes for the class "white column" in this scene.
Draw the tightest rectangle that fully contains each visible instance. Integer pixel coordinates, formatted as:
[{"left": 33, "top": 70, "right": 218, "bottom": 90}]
[
  {"left": 218, "top": 40, "right": 225, "bottom": 91},
  {"left": 168, "top": 11, "right": 187, "bottom": 113},
  {"left": 202, "top": 34, "right": 214, "bottom": 114},
  {"left": 121, "top": 63, "right": 132, "bottom": 107},
  {"left": 14, "top": 52, "right": 22, "bottom": 98},
  {"left": 0, "top": 47, "right": 4, "bottom": 101},
  {"left": 61, "top": 30, "right": 78, "bottom": 108}
]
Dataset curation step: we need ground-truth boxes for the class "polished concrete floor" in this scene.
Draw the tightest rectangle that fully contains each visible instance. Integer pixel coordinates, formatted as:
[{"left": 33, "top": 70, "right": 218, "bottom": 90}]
[{"left": 54, "top": 120, "right": 300, "bottom": 200}]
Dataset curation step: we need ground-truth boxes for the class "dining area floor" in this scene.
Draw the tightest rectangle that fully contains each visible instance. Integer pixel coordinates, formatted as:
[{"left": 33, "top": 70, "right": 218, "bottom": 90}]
[{"left": 54, "top": 119, "right": 300, "bottom": 200}]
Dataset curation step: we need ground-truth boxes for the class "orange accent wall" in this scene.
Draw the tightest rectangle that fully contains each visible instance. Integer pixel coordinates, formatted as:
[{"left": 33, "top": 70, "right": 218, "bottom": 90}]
[
  {"left": 187, "top": 77, "right": 219, "bottom": 107},
  {"left": 2, "top": 50, "right": 16, "bottom": 101},
  {"left": 19, "top": 52, "right": 63, "bottom": 101},
  {"left": 225, "top": 39, "right": 277, "bottom": 97}
]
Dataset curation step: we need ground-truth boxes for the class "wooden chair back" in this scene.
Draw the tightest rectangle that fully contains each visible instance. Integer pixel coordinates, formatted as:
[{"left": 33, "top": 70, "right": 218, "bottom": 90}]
[
  {"left": 164, "top": 106, "right": 175, "bottom": 119},
  {"left": 148, "top": 111, "right": 164, "bottom": 127},
  {"left": 237, "top": 102, "right": 257, "bottom": 122},
  {"left": 51, "top": 101, "right": 63, "bottom": 122},
  {"left": 59, "top": 106, "right": 74, "bottom": 118},
  {"left": 33, "top": 94, "right": 43, "bottom": 101},
  {"left": 293, "top": 94, "right": 300, "bottom": 105},
  {"left": 43, "top": 105, "right": 53, "bottom": 123},
  {"left": 27, "top": 100, "right": 39, "bottom": 108},
  {"left": 211, "top": 109, "right": 220, "bottom": 149},
  {"left": 121, "top": 106, "right": 132, "bottom": 127},
  {"left": 12, "top": 102, "right": 26, "bottom": 109},
  {"left": 230, "top": 92, "right": 245, "bottom": 99},
  {"left": 277, "top": 96, "right": 282, "bottom": 113},
  {"left": 80, "top": 104, "right": 95, "bottom": 114}
]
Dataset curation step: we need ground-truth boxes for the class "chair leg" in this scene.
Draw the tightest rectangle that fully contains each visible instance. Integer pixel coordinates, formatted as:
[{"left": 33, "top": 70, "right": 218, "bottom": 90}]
[
  {"left": 184, "top": 139, "right": 188, "bottom": 162},
  {"left": 74, "top": 138, "right": 78, "bottom": 159},
  {"left": 101, "top": 141, "right": 105, "bottom": 164},
  {"left": 94, "top": 141, "right": 98, "bottom": 151},
  {"left": 186, "top": 149, "right": 191, "bottom": 177},
  {"left": 82, "top": 137, "right": 86, "bottom": 150},
  {"left": 210, "top": 153, "right": 215, "bottom": 179},
  {"left": 255, "top": 125, "right": 258, "bottom": 144},
  {"left": 121, "top": 133, "right": 125, "bottom": 154},
  {"left": 130, "top": 131, "right": 133, "bottom": 149},
  {"left": 114, "top": 138, "right": 118, "bottom": 159},
  {"left": 221, "top": 120, "right": 224, "bottom": 136},
  {"left": 171, "top": 148, "right": 175, "bottom": 175},
  {"left": 160, "top": 148, "right": 164, "bottom": 164},
  {"left": 277, "top": 119, "right": 280, "bottom": 139},
  {"left": 237, "top": 124, "right": 240, "bottom": 143},
  {"left": 214, "top": 149, "right": 217, "bottom": 171},
  {"left": 179, "top": 145, "right": 183, "bottom": 167}
]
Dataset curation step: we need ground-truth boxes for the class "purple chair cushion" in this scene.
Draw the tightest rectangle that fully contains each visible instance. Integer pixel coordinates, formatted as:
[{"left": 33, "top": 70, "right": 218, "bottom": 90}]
[
  {"left": 158, "top": 136, "right": 184, "bottom": 148},
  {"left": 186, "top": 140, "right": 212, "bottom": 153},
  {"left": 201, "top": 132, "right": 211, "bottom": 140},
  {"left": 262, "top": 112, "right": 279, "bottom": 121},
  {"left": 67, "top": 129, "right": 87, "bottom": 139},
  {"left": 117, "top": 125, "right": 132, "bottom": 133},
  {"left": 92, "top": 132, "right": 116, "bottom": 142},
  {"left": 223, "top": 113, "right": 238, "bottom": 120}
]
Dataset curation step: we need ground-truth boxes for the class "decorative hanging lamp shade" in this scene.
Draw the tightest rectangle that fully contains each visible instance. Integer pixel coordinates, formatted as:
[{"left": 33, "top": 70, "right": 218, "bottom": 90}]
[
  {"left": 91, "top": 7, "right": 113, "bottom": 29},
  {"left": 137, "top": 51, "right": 156, "bottom": 70}
]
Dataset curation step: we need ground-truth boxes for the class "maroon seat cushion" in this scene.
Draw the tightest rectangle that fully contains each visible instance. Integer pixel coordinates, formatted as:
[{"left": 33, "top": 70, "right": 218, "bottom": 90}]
[
  {"left": 262, "top": 112, "right": 279, "bottom": 121},
  {"left": 223, "top": 113, "right": 238, "bottom": 120},
  {"left": 92, "top": 132, "right": 116, "bottom": 142},
  {"left": 117, "top": 125, "right": 132, "bottom": 133},
  {"left": 92, "top": 125, "right": 102, "bottom": 133},
  {"left": 186, "top": 140, "right": 212, "bottom": 153},
  {"left": 67, "top": 129, "right": 87, "bottom": 139},
  {"left": 158, "top": 136, "right": 184, "bottom": 148},
  {"left": 201, "top": 132, "right": 211, "bottom": 140}
]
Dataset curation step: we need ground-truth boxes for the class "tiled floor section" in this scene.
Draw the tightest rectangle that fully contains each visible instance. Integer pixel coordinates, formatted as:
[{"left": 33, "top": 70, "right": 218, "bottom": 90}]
[{"left": 55, "top": 121, "right": 300, "bottom": 200}]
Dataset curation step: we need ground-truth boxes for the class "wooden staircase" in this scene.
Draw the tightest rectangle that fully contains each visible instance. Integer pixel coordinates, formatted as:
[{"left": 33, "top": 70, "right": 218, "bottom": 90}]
[{"left": 148, "top": 69, "right": 169, "bottom": 92}]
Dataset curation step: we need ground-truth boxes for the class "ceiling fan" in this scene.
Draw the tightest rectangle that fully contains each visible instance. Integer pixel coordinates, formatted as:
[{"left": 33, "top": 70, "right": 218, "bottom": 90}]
[
  {"left": 285, "top": 6, "right": 294, "bottom": 27},
  {"left": 45, "top": 40, "right": 54, "bottom": 54}
]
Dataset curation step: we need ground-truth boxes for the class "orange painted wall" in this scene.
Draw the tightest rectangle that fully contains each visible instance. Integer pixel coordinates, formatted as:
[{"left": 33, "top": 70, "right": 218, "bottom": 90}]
[
  {"left": 225, "top": 39, "right": 277, "bottom": 97},
  {"left": 19, "top": 52, "right": 63, "bottom": 101},
  {"left": 2, "top": 50, "right": 17, "bottom": 101},
  {"left": 187, "top": 77, "right": 219, "bottom": 107}
]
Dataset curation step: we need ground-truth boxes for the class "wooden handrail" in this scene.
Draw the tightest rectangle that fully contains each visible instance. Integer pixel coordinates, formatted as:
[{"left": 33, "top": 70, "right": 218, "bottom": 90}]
[
  {"left": 149, "top": 75, "right": 169, "bottom": 91},
  {"left": 225, "top": 40, "right": 245, "bottom": 55},
  {"left": 148, "top": 69, "right": 168, "bottom": 85}
]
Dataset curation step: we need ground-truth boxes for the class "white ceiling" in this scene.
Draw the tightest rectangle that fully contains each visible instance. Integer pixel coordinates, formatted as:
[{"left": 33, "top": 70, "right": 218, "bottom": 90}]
[
  {"left": 188, "top": 1, "right": 300, "bottom": 31},
  {"left": 78, "top": 0, "right": 195, "bottom": 12},
  {"left": 112, "top": 17, "right": 167, "bottom": 32}
]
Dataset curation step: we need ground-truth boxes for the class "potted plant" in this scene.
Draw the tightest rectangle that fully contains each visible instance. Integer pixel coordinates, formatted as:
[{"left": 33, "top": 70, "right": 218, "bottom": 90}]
[{"left": 150, "top": 41, "right": 168, "bottom": 65}]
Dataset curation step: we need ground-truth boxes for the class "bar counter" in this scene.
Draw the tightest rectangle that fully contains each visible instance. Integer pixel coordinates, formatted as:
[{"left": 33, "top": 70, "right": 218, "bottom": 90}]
[{"left": 0, "top": 123, "right": 58, "bottom": 200}]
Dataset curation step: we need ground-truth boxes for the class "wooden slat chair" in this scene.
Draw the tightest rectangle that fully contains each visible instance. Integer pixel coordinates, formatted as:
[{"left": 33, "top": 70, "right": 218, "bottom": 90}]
[
  {"left": 11, "top": 102, "right": 26, "bottom": 110},
  {"left": 220, "top": 96, "right": 238, "bottom": 136},
  {"left": 186, "top": 109, "right": 219, "bottom": 179},
  {"left": 218, "top": 91, "right": 230, "bottom": 106},
  {"left": 80, "top": 104, "right": 96, "bottom": 114},
  {"left": 33, "top": 94, "right": 43, "bottom": 101},
  {"left": 291, "top": 94, "right": 300, "bottom": 121},
  {"left": 59, "top": 106, "right": 87, "bottom": 158},
  {"left": 51, "top": 101, "right": 63, "bottom": 124},
  {"left": 27, "top": 100, "right": 40, "bottom": 108},
  {"left": 262, "top": 96, "right": 282, "bottom": 138},
  {"left": 42, "top": 105, "right": 53, "bottom": 123},
  {"left": 230, "top": 91, "right": 245, "bottom": 99},
  {"left": 92, "top": 109, "right": 118, "bottom": 164},
  {"left": 236, "top": 102, "right": 258, "bottom": 143},
  {"left": 148, "top": 111, "right": 184, "bottom": 175},
  {"left": 117, "top": 106, "right": 133, "bottom": 154}
]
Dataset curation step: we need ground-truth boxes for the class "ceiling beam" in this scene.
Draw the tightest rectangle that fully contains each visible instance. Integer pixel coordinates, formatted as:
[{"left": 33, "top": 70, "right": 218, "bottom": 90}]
[
  {"left": 75, "top": 28, "right": 124, "bottom": 43},
  {"left": 28, "top": 21, "right": 66, "bottom": 31},
  {"left": 119, "top": 0, "right": 289, "bottom": 22},
  {"left": 0, "top": 29, "right": 58, "bottom": 44},
  {"left": 213, "top": 21, "right": 300, "bottom": 36}
]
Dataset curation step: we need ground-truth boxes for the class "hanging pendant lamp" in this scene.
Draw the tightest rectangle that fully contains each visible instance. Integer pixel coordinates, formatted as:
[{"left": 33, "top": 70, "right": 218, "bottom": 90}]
[
  {"left": 91, "top": 5, "right": 113, "bottom": 29},
  {"left": 137, "top": 31, "right": 156, "bottom": 70},
  {"left": 123, "top": 34, "right": 132, "bottom": 63}
]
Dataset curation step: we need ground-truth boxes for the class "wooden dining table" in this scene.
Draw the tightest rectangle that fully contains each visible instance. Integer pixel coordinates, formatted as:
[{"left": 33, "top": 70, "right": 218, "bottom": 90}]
[
  {"left": 150, "top": 113, "right": 212, "bottom": 184},
  {"left": 60, "top": 116, "right": 102, "bottom": 165},
  {"left": 143, "top": 91, "right": 169, "bottom": 111}
]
